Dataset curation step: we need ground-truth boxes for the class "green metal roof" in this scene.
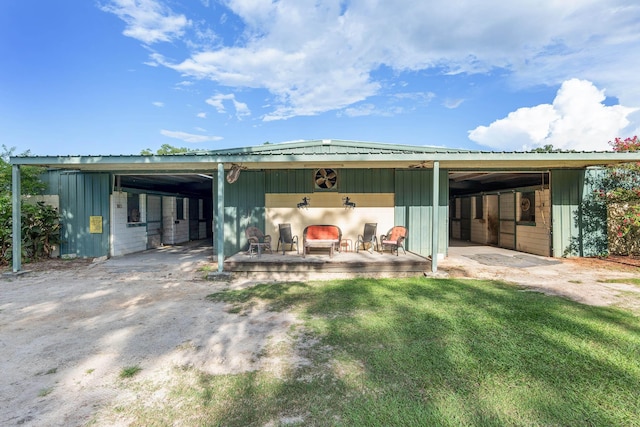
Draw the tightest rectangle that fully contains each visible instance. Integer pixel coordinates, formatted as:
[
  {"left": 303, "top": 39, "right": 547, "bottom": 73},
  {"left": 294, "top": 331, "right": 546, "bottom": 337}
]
[
  {"left": 200, "top": 139, "right": 478, "bottom": 156},
  {"left": 9, "top": 139, "right": 640, "bottom": 171}
]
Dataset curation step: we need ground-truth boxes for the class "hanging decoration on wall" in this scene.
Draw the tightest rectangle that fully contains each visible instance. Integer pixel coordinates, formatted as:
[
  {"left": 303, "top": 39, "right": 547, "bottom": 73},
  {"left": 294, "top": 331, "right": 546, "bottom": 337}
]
[
  {"left": 342, "top": 196, "right": 356, "bottom": 209},
  {"left": 314, "top": 168, "right": 337, "bottom": 189},
  {"left": 409, "top": 161, "right": 429, "bottom": 169},
  {"left": 297, "top": 197, "right": 310, "bottom": 209},
  {"left": 226, "top": 163, "right": 246, "bottom": 184}
]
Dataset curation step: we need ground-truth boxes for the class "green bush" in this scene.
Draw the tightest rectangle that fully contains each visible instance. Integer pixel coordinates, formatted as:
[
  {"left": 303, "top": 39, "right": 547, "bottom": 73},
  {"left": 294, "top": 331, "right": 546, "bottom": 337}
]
[
  {"left": 0, "top": 195, "right": 11, "bottom": 263},
  {"left": 0, "top": 196, "right": 61, "bottom": 266}
]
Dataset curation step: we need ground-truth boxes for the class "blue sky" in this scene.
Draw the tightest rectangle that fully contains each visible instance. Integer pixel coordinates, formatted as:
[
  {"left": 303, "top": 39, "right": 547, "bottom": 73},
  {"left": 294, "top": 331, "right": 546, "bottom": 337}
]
[{"left": 1, "top": 0, "right": 639, "bottom": 156}]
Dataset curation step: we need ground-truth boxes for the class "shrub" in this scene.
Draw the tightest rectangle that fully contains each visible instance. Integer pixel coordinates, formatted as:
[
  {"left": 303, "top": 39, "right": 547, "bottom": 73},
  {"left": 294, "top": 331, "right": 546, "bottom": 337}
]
[{"left": 0, "top": 197, "right": 61, "bottom": 266}]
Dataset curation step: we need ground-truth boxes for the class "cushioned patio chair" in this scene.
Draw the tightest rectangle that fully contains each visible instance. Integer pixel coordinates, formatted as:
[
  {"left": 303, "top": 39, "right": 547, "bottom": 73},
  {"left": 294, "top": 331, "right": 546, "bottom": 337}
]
[
  {"left": 356, "top": 223, "right": 378, "bottom": 253},
  {"left": 277, "top": 223, "right": 299, "bottom": 254},
  {"left": 245, "top": 226, "right": 272, "bottom": 257},
  {"left": 380, "top": 226, "right": 407, "bottom": 255}
]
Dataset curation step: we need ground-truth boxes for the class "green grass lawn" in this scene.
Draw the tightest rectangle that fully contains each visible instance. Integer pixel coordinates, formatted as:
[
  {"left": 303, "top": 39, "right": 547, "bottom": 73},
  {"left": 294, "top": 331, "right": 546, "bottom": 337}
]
[
  {"left": 111, "top": 277, "right": 640, "bottom": 426},
  {"left": 603, "top": 277, "right": 640, "bottom": 287}
]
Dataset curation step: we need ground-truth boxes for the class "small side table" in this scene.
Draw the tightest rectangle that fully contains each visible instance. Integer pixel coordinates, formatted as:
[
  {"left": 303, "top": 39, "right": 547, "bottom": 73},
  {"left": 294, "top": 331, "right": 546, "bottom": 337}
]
[{"left": 340, "top": 238, "right": 352, "bottom": 252}]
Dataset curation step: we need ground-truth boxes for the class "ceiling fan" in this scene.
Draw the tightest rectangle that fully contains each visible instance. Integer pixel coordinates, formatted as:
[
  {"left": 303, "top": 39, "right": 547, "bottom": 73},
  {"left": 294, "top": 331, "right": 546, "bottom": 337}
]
[{"left": 315, "top": 168, "right": 337, "bottom": 189}]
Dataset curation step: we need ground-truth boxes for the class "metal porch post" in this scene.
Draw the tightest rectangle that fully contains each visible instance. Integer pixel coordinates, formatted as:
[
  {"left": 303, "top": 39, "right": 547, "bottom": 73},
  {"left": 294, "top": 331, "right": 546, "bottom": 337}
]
[
  {"left": 216, "top": 163, "right": 225, "bottom": 272},
  {"left": 431, "top": 161, "right": 440, "bottom": 273},
  {"left": 12, "top": 165, "right": 22, "bottom": 272}
]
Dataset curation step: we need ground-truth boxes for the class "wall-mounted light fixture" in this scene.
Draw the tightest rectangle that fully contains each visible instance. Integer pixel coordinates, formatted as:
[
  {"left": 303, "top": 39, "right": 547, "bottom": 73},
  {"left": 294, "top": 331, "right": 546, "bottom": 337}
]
[
  {"left": 343, "top": 196, "right": 356, "bottom": 209},
  {"left": 297, "top": 197, "right": 310, "bottom": 209}
]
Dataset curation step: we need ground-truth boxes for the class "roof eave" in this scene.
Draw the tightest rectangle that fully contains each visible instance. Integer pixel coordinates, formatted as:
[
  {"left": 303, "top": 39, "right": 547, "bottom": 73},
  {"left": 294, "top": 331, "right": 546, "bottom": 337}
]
[{"left": 9, "top": 150, "right": 640, "bottom": 172}]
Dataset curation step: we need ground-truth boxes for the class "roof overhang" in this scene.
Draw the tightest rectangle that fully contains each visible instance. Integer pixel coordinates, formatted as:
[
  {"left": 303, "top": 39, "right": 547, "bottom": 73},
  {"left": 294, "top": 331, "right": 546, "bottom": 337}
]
[{"left": 10, "top": 139, "right": 640, "bottom": 172}]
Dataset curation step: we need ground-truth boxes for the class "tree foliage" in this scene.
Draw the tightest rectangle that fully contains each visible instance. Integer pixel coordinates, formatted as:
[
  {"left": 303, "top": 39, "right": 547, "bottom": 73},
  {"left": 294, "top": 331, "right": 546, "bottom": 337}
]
[
  {"left": 599, "top": 137, "right": 640, "bottom": 254},
  {"left": 141, "top": 144, "right": 192, "bottom": 155},
  {"left": 1, "top": 145, "right": 46, "bottom": 195},
  {"left": 567, "top": 136, "right": 640, "bottom": 257},
  {"left": 529, "top": 144, "right": 576, "bottom": 153},
  {"left": 577, "top": 137, "right": 640, "bottom": 256}
]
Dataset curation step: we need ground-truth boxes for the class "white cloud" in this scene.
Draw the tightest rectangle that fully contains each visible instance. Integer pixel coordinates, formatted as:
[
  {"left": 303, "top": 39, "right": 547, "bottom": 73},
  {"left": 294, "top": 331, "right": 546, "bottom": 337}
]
[
  {"left": 444, "top": 99, "right": 464, "bottom": 109},
  {"left": 205, "top": 93, "right": 251, "bottom": 119},
  {"left": 342, "top": 104, "right": 376, "bottom": 117},
  {"left": 160, "top": 129, "right": 222, "bottom": 143},
  {"left": 468, "top": 79, "right": 638, "bottom": 151},
  {"left": 152, "top": 101, "right": 164, "bottom": 107},
  {"left": 196, "top": 112, "right": 207, "bottom": 118},
  {"left": 394, "top": 92, "right": 436, "bottom": 104},
  {"left": 104, "top": 0, "right": 640, "bottom": 123},
  {"left": 101, "top": 0, "right": 189, "bottom": 44}
]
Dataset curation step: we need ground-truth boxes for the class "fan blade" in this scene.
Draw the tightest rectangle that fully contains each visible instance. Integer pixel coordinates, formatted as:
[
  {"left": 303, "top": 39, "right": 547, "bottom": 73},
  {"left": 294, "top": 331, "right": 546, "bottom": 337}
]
[
  {"left": 316, "top": 177, "right": 326, "bottom": 185},
  {"left": 325, "top": 179, "right": 334, "bottom": 189},
  {"left": 319, "top": 168, "right": 327, "bottom": 177},
  {"left": 326, "top": 171, "right": 336, "bottom": 179}
]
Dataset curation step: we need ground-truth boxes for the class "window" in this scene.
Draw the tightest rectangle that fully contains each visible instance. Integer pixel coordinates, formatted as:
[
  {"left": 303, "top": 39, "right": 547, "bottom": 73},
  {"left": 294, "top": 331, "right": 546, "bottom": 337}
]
[
  {"left": 519, "top": 192, "right": 535, "bottom": 222},
  {"left": 127, "top": 193, "right": 141, "bottom": 223},
  {"left": 475, "top": 196, "right": 484, "bottom": 219}
]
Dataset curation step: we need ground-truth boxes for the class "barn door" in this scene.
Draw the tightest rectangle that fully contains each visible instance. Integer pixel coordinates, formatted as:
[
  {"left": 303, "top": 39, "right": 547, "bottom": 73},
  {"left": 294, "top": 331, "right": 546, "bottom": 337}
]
[
  {"left": 498, "top": 193, "right": 516, "bottom": 249},
  {"left": 146, "top": 195, "right": 162, "bottom": 249}
]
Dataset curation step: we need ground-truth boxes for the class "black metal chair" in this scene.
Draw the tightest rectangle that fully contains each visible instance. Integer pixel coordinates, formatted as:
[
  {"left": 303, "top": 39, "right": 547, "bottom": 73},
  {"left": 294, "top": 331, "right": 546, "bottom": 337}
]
[
  {"left": 356, "top": 223, "right": 378, "bottom": 253},
  {"left": 277, "top": 223, "right": 299, "bottom": 254}
]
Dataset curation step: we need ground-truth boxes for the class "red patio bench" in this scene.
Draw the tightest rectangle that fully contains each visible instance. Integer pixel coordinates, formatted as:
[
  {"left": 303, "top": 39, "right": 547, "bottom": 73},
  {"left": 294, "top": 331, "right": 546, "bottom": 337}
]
[{"left": 303, "top": 225, "right": 342, "bottom": 258}]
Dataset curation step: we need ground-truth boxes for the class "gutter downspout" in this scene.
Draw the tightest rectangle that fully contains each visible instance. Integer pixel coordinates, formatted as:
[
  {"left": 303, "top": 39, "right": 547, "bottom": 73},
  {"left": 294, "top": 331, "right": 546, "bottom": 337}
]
[
  {"left": 12, "top": 165, "right": 21, "bottom": 272},
  {"left": 216, "top": 163, "right": 225, "bottom": 272},
  {"left": 431, "top": 161, "right": 440, "bottom": 273}
]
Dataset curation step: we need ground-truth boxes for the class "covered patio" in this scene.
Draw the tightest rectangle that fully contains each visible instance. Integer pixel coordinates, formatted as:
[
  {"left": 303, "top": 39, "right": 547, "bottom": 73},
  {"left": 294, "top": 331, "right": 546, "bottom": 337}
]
[{"left": 224, "top": 247, "right": 430, "bottom": 278}]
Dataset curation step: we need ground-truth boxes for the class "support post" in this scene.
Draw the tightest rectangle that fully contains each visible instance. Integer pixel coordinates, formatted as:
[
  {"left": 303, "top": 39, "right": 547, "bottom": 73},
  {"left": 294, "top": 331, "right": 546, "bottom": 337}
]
[
  {"left": 431, "top": 161, "right": 440, "bottom": 273},
  {"left": 216, "top": 163, "right": 225, "bottom": 272},
  {"left": 12, "top": 165, "right": 22, "bottom": 272}
]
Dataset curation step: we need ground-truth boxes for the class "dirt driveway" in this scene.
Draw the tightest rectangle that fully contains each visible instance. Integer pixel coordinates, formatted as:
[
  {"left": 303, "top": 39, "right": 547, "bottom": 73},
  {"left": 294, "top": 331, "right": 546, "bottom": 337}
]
[
  {"left": 439, "top": 244, "right": 640, "bottom": 310},
  {"left": 1, "top": 244, "right": 639, "bottom": 426},
  {"left": 0, "top": 244, "right": 302, "bottom": 426}
]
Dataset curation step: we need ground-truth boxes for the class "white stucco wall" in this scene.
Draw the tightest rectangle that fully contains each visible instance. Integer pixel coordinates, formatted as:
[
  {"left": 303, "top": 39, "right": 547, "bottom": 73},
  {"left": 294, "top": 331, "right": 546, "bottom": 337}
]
[
  {"left": 265, "top": 207, "right": 395, "bottom": 251},
  {"left": 162, "top": 196, "right": 189, "bottom": 245},
  {"left": 110, "top": 192, "right": 147, "bottom": 256}
]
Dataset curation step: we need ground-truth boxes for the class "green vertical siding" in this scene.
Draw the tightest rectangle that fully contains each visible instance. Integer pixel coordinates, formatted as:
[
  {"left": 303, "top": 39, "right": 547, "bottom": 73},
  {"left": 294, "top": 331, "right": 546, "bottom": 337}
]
[
  {"left": 340, "top": 169, "right": 395, "bottom": 193},
  {"left": 265, "top": 168, "right": 395, "bottom": 193},
  {"left": 215, "top": 170, "right": 266, "bottom": 254},
  {"left": 552, "top": 168, "right": 608, "bottom": 257},
  {"left": 57, "top": 172, "right": 110, "bottom": 257},
  {"left": 39, "top": 170, "right": 62, "bottom": 195},
  {"left": 394, "top": 168, "right": 448, "bottom": 256},
  {"left": 265, "top": 170, "right": 311, "bottom": 193},
  {"left": 551, "top": 169, "right": 585, "bottom": 257}
]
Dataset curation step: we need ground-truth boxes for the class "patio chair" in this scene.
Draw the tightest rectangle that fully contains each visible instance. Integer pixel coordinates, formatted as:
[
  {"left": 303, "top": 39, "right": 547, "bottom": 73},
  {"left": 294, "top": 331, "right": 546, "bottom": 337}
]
[
  {"left": 245, "top": 226, "right": 272, "bottom": 257},
  {"left": 277, "top": 223, "right": 299, "bottom": 255},
  {"left": 380, "top": 226, "right": 407, "bottom": 255},
  {"left": 356, "top": 223, "right": 378, "bottom": 253}
]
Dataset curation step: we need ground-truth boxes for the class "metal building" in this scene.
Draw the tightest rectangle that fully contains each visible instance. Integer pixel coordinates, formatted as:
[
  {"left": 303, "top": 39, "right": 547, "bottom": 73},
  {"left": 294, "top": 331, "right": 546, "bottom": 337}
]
[{"left": 10, "top": 139, "right": 640, "bottom": 273}]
